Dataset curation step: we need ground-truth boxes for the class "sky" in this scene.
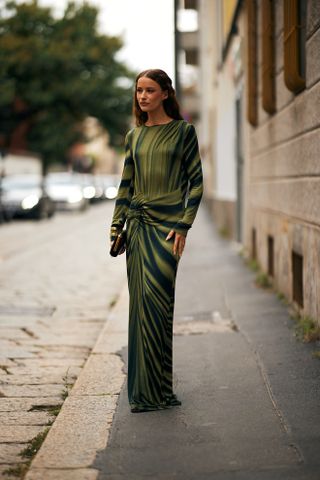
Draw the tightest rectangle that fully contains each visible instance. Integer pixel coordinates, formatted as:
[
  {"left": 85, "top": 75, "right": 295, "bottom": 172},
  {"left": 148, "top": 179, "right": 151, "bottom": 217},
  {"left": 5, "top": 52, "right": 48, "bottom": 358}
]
[{"left": 12, "top": 0, "right": 175, "bottom": 83}]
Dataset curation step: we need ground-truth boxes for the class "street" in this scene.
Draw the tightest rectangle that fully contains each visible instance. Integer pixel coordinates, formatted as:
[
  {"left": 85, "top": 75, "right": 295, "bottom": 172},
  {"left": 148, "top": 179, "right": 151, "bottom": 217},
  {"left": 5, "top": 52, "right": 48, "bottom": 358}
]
[
  {"left": 0, "top": 203, "right": 127, "bottom": 478},
  {"left": 93, "top": 207, "right": 320, "bottom": 480},
  {"left": 1, "top": 204, "right": 320, "bottom": 480}
]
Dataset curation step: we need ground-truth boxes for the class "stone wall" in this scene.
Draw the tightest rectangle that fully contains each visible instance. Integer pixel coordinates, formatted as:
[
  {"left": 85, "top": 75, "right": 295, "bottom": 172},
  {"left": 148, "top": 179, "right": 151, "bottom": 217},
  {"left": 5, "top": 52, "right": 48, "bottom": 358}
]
[
  {"left": 247, "top": 0, "right": 320, "bottom": 321},
  {"left": 205, "top": 196, "right": 236, "bottom": 239}
]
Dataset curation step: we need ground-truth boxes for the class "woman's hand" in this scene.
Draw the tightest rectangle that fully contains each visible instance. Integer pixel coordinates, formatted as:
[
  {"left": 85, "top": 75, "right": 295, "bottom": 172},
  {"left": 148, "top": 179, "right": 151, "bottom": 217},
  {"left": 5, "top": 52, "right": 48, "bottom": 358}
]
[{"left": 166, "top": 230, "right": 186, "bottom": 256}]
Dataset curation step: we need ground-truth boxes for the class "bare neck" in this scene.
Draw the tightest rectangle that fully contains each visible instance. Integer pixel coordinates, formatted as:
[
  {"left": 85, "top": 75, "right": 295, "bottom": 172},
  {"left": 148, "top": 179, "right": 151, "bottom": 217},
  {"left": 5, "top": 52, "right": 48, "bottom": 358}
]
[{"left": 145, "top": 108, "right": 172, "bottom": 126}]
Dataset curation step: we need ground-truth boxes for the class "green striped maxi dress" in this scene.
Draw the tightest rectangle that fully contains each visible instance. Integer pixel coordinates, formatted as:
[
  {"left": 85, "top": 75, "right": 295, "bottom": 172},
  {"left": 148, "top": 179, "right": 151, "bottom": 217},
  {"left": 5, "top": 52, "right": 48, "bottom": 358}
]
[{"left": 110, "top": 119, "right": 203, "bottom": 411}]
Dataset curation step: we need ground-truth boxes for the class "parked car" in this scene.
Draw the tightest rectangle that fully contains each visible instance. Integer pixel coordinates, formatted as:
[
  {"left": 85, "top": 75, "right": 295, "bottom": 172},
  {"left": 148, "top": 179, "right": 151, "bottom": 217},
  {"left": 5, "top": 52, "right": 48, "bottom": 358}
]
[
  {"left": 76, "top": 174, "right": 98, "bottom": 203},
  {"left": 91, "top": 175, "right": 106, "bottom": 202},
  {"left": 100, "top": 174, "right": 120, "bottom": 200},
  {"left": 46, "top": 172, "right": 88, "bottom": 211},
  {"left": 1, "top": 174, "right": 56, "bottom": 220},
  {"left": 1, "top": 174, "right": 55, "bottom": 221}
]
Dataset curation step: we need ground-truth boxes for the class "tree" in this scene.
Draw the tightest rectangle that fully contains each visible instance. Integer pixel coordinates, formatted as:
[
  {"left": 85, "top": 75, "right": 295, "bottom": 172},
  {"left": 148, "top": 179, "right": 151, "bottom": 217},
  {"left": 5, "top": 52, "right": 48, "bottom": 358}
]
[{"left": 0, "top": 0, "right": 135, "bottom": 172}]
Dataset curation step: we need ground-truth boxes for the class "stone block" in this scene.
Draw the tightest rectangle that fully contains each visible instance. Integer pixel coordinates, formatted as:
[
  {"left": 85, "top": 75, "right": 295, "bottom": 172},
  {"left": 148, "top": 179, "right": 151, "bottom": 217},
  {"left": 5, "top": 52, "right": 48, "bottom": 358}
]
[
  {"left": 307, "top": 0, "right": 320, "bottom": 37},
  {"left": 0, "top": 443, "right": 27, "bottom": 464},
  {"left": 92, "top": 332, "right": 127, "bottom": 355},
  {"left": 25, "top": 468, "right": 99, "bottom": 480},
  {"left": 275, "top": 70, "right": 294, "bottom": 111},
  {"left": 275, "top": 30, "right": 283, "bottom": 74},
  {"left": 0, "top": 384, "right": 63, "bottom": 398},
  {"left": 0, "top": 425, "right": 43, "bottom": 443},
  {"left": 0, "top": 411, "right": 53, "bottom": 426},
  {"left": 17, "top": 358, "right": 85, "bottom": 368},
  {"left": 70, "top": 354, "right": 125, "bottom": 397},
  {"left": 275, "top": 0, "right": 283, "bottom": 37},
  {"left": 251, "top": 81, "right": 320, "bottom": 154},
  {"left": 250, "top": 178, "right": 320, "bottom": 227},
  {"left": 0, "top": 397, "right": 62, "bottom": 412},
  {"left": 306, "top": 27, "right": 320, "bottom": 88},
  {"left": 0, "top": 374, "right": 68, "bottom": 386},
  {"left": 30, "top": 395, "right": 118, "bottom": 469},
  {"left": 251, "top": 128, "right": 320, "bottom": 178}
]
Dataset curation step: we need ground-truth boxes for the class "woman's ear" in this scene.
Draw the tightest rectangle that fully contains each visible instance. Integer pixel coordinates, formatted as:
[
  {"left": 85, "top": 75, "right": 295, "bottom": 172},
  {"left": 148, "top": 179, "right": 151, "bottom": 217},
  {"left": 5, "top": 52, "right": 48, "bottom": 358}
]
[{"left": 162, "top": 90, "right": 169, "bottom": 100}]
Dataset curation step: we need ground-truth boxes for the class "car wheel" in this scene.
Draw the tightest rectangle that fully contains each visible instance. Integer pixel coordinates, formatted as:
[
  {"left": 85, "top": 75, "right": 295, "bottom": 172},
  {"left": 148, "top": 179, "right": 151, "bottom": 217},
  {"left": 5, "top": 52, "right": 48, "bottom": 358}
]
[{"left": 35, "top": 203, "right": 46, "bottom": 220}]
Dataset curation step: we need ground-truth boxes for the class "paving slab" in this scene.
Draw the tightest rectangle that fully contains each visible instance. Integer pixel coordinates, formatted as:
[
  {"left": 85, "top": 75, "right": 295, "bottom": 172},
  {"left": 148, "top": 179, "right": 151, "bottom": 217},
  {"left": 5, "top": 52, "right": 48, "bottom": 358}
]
[
  {"left": 0, "top": 411, "right": 53, "bottom": 426},
  {"left": 0, "top": 397, "right": 62, "bottom": 412},
  {"left": 0, "top": 443, "right": 28, "bottom": 463},
  {"left": 25, "top": 467, "right": 99, "bottom": 480},
  {"left": 30, "top": 395, "right": 117, "bottom": 469},
  {"left": 0, "top": 384, "right": 63, "bottom": 398},
  {"left": 0, "top": 425, "right": 44, "bottom": 443}
]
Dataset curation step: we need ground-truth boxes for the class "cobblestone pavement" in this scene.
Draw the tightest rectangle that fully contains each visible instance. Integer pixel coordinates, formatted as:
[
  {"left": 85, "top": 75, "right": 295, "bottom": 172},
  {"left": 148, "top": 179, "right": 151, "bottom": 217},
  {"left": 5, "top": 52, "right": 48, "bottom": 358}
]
[{"left": 0, "top": 203, "right": 127, "bottom": 479}]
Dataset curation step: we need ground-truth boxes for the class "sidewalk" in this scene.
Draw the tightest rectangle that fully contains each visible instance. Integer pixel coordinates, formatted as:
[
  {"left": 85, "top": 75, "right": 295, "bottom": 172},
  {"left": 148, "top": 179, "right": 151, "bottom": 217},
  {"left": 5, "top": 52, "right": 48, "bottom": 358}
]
[{"left": 26, "top": 206, "right": 320, "bottom": 479}]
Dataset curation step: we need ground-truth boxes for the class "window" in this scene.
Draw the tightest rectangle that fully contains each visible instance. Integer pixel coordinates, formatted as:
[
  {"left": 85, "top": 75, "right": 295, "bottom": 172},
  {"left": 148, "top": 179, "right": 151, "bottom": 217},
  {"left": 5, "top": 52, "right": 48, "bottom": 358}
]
[
  {"left": 283, "top": 0, "right": 306, "bottom": 93},
  {"left": 185, "top": 0, "right": 197, "bottom": 9},
  {"left": 262, "top": 0, "right": 276, "bottom": 113},
  {"left": 292, "top": 251, "right": 303, "bottom": 307},
  {"left": 252, "top": 227, "right": 257, "bottom": 260},
  {"left": 247, "top": 0, "right": 258, "bottom": 126},
  {"left": 267, "top": 235, "right": 274, "bottom": 277}
]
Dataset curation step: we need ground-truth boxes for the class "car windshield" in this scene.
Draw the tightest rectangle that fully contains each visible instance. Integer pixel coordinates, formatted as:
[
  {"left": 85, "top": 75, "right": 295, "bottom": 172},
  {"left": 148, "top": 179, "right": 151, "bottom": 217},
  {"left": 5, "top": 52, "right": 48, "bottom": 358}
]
[
  {"left": 2, "top": 177, "right": 40, "bottom": 189},
  {"left": 46, "top": 175, "right": 78, "bottom": 185}
]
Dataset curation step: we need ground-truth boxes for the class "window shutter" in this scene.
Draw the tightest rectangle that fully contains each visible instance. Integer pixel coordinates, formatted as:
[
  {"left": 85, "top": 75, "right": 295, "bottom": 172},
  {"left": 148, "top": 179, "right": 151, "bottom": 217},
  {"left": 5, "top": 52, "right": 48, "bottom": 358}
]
[
  {"left": 262, "top": 0, "right": 276, "bottom": 114},
  {"left": 283, "top": 0, "right": 306, "bottom": 93},
  {"left": 247, "top": 0, "right": 258, "bottom": 126}
]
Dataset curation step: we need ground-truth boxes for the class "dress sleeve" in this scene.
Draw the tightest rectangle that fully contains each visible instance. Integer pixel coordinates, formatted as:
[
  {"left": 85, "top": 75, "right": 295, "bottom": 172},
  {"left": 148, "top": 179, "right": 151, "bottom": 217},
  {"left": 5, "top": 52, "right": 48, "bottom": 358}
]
[
  {"left": 110, "top": 131, "right": 134, "bottom": 241},
  {"left": 174, "top": 124, "right": 203, "bottom": 237}
]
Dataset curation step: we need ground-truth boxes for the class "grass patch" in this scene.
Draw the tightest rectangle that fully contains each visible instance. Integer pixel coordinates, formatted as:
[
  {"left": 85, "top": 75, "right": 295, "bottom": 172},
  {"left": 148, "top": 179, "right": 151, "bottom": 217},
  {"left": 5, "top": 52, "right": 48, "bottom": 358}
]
[
  {"left": 276, "top": 291, "right": 290, "bottom": 305},
  {"left": 293, "top": 315, "right": 320, "bottom": 343},
  {"left": 276, "top": 291, "right": 285, "bottom": 301},
  {"left": 218, "top": 226, "right": 229, "bottom": 238},
  {"left": 47, "top": 404, "right": 62, "bottom": 416},
  {"left": 3, "top": 464, "right": 29, "bottom": 478},
  {"left": 246, "top": 258, "right": 260, "bottom": 272},
  {"left": 255, "top": 271, "right": 272, "bottom": 289},
  {"left": 0, "top": 365, "right": 11, "bottom": 374},
  {"left": 109, "top": 295, "right": 118, "bottom": 308},
  {"left": 312, "top": 351, "right": 320, "bottom": 359},
  {"left": 4, "top": 428, "right": 50, "bottom": 477},
  {"left": 19, "top": 428, "right": 50, "bottom": 459},
  {"left": 60, "top": 368, "right": 74, "bottom": 401}
]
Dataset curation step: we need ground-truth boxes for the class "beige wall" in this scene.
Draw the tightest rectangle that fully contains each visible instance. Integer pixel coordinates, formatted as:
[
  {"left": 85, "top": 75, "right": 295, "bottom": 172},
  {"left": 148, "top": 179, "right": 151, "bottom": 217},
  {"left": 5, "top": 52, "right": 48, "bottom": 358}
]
[{"left": 247, "top": 0, "right": 320, "bottom": 321}]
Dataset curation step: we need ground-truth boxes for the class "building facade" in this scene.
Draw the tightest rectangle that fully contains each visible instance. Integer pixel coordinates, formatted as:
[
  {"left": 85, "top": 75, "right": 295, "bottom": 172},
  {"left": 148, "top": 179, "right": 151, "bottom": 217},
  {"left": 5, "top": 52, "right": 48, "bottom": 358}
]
[{"left": 175, "top": 0, "right": 320, "bottom": 322}]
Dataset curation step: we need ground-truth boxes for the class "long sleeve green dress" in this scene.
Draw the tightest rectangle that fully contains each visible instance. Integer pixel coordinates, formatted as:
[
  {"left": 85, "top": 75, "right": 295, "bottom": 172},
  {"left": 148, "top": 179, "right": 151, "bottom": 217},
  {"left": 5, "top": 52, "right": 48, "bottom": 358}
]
[{"left": 110, "top": 119, "right": 203, "bottom": 412}]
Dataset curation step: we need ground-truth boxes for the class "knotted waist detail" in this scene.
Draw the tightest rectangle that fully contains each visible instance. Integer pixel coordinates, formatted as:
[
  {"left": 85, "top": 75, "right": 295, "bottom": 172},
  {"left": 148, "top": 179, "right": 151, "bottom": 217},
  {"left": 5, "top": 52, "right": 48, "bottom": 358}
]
[{"left": 127, "top": 189, "right": 184, "bottom": 228}]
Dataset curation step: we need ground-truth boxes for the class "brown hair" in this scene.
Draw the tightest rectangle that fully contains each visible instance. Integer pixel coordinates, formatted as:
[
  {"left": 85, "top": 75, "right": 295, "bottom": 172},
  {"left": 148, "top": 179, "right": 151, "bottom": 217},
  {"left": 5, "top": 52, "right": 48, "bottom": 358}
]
[{"left": 133, "top": 69, "right": 183, "bottom": 126}]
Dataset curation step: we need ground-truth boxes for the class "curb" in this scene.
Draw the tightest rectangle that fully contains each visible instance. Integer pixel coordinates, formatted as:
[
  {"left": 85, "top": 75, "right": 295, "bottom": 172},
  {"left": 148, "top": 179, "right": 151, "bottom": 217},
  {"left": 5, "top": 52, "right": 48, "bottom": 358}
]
[{"left": 25, "top": 283, "right": 129, "bottom": 480}]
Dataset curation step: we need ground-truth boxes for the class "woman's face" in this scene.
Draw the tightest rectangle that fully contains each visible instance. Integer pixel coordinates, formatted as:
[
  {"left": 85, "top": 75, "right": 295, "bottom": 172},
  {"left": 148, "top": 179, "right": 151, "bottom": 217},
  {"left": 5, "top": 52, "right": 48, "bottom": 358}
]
[{"left": 136, "top": 77, "right": 168, "bottom": 114}]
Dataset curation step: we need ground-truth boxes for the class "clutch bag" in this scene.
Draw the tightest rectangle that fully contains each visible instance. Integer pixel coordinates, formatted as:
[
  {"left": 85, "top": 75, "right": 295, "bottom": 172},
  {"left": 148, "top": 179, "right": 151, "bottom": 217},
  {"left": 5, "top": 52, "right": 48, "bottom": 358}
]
[{"left": 110, "top": 230, "right": 126, "bottom": 257}]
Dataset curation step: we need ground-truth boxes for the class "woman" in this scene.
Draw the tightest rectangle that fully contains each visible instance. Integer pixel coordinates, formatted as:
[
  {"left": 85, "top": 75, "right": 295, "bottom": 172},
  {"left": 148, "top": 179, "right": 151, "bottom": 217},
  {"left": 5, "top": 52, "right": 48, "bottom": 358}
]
[{"left": 110, "top": 69, "right": 203, "bottom": 413}]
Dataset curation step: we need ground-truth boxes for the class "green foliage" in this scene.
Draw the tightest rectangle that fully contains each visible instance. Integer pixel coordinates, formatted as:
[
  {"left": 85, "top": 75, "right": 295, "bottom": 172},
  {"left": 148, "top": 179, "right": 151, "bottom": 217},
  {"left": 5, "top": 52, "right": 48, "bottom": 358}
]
[
  {"left": 255, "top": 271, "right": 272, "bottom": 289},
  {"left": 246, "top": 258, "right": 260, "bottom": 272},
  {"left": 293, "top": 314, "right": 320, "bottom": 343},
  {"left": 0, "top": 0, "right": 135, "bottom": 171},
  {"left": 218, "top": 226, "right": 230, "bottom": 238},
  {"left": 20, "top": 427, "right": 50, "bottom": 459},
  {"left": 60, "top": 367, "right": 74, "bottom": 400},
  {"left": 3, "top": 463, "right": 29, "bottom": 478}
]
